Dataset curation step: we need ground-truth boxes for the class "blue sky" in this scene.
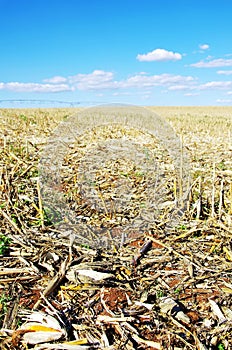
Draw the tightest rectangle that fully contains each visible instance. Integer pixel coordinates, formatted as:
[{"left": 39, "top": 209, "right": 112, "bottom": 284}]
[{"left": 1, "top": 0, "right": 232, "bottom": 107}]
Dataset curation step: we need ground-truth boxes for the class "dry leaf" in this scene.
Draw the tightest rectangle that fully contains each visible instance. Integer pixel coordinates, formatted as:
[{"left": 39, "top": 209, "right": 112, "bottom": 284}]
[
  {"left": 66, "top": 268, "right": 114, "bottom": 282},
  {"left": 132, "top": 334, "right": 161, "bottom": 349},
  {"left": 22, "top": 327, "right": 63, "bottom": 345},
  {"left": 208, "top": 299, "right": 227, "bottom": 324},
  {"left": 223, "top": 246, "right": 232, "bottom": 261},
  {"left": 159, "top": 297, "right": 190, "bottom": 324},
  {"left": 17, "top": 311, "right": 66, "bottom": 345}
]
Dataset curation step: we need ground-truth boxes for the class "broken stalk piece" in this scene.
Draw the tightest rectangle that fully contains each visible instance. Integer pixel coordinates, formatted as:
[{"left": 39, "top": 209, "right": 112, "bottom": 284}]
[{"left": 132, "top": 239, "right": 152, "bottom": 266}]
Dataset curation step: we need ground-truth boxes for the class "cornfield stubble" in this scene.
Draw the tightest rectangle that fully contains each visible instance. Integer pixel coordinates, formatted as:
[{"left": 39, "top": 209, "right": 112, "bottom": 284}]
[{"left": 0, "top": 106, "right": 231, "bottom": 349}]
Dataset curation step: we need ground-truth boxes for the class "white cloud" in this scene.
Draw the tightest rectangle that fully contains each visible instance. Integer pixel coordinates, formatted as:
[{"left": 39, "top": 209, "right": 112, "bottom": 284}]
[
  {"left": 3, "top": 70, "right": 232, "bottom": 97},
  {"left": 184, "top": 93, "right": 199, "bottom": 96},
  {"left": 68, "top": 70, "right": 117, "bottom": 90},
  {"left": 217, "top": 70, "right": 232, "bottom": 75},
  {"left": 137, "top": 71, "right": 148, "bottom": 75},
  {"left": 122, "top": 73, "right": 194, "bottom": 89},
  {"left": 168, "top": 80, "right": 232, "bottom": 92},
  {"left": 199, "top": 44, "right": 209, "bottom": 50},
  {"left": 227, "top": 91, "right": 232, "bottom": 95},
  {"left": 112, "top": 92, "right": 132, "bottom": 96},
  {"left": 0, "top": 71, "right": 195, "bottom": 93},
  {"left": 191, "top": 58, "right": 232, "bottom": 68},
  {"left": 43, "top": 76, "right": 67, "bottom": 83},
  {"left": 199, "top": 81, "right": 232, "bottom": 89},
  {"left": 0, "top": 82, "right": 72, "bottom": 92},
  {"left": 168, "top": 84, "right": 195, "bottom": 91},
  {"left": 68, "top": 70, "right": 194, "bottom": 90},
  {"left": 141, "top": 93, "right": 151, "bottom": 100},
  {"left": 136, "top": 48, "right": 182, "bottom": 62},
  {"left": 216, "top": 98, "right": 232, "bottom": 103}
]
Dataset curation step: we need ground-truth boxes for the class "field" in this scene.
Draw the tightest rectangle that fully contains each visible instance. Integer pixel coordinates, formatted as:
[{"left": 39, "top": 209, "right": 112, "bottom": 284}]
[{"left": 0, "top": 106, "right": 231, "bottom": 350}]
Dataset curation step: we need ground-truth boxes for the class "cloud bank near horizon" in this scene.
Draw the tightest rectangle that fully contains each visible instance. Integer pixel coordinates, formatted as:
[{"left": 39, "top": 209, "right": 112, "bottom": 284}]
[{"left": 1, "top": 46, "right": 232, "bottom": 101}]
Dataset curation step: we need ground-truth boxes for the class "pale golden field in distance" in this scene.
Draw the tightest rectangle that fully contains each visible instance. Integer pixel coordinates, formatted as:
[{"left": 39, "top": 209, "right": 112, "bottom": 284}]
[{"left": 0, "top": 106, "right": 232, "bottom": 349}]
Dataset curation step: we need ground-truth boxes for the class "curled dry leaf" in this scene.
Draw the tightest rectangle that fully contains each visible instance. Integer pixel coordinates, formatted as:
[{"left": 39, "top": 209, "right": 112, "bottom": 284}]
[
  {"left": 66, "top": 267, "right": 114, "bottom": 283},
  {"left": 208, "top": 299, "right": 227, "bottom": 324},
  {"left": 21, "top": 326, "right": 64, "bottom": 345},
  {"left": 15, "top": 311, "right": 66, "bottom": 345},
  {"left": 159, "top": 297, "right": 190, "bottom": 324}
]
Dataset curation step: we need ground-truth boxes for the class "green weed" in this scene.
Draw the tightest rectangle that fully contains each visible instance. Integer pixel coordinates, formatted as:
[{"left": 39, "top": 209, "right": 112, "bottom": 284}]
[
  {"left": 174, "top": 288, "right": 182, "bottom": 294},
  {"left": 156, "top": 289, "right": 165, "bottom": 298},
  {"left": 0, "top": 294, "right": 11, "bottom": 323},
  {"left": 0, "top": 234, "right": 11, "bottom": 255},
  {"left": 19, "top": 114, "right": 28, "bottom": 122}
]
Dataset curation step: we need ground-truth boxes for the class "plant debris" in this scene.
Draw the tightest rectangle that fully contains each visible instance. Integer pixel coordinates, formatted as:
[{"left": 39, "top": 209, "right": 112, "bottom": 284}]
[{"left": 0, "top": 106, "right": 231, "bottom": 349}]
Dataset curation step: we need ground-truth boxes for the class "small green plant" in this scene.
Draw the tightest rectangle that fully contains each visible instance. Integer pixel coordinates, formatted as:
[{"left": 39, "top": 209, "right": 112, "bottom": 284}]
[
  {"left": 119, "top": 171, "right": 129, "bottom": 177},
  {"left": 140, "top": 202, "right": 146, "bottom": 208},
  {"left": 217, "top": 160, "right": 226, "bottom": 171},
  {"left": 0, "top": 234, "right": 11, "bottom": 255},
  {"left": 19, "top": 114, "right": 28, "bottom": 122},
  {"left": 0, "top": 294, "right": 10, "bottom": 309},
  {"left": 16, "top": 318, "right": 23, "bottom": 327},
  {"left": 80, "top": 243, "right": 91, "bottom": 249},
  {"left": 143, "top": 148, "right": 150, "bottom": 160},
  {"left": 135, "top": 171, "right": 144, "bottom": 177},
  {"left": 177, "top": 224, "right": 187, "bottom": 230},
  {"left": 156, "top": 289, "right": 164, "bottom": 298},
  {"left": 0, "top": 294, "right": 11, "bottom": 323},
  {"left": 174, "top": 288, "right": 182, "bottom": 295},
  {"left": 217, "top": 343, "right": 225, "bottom": 350}
]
